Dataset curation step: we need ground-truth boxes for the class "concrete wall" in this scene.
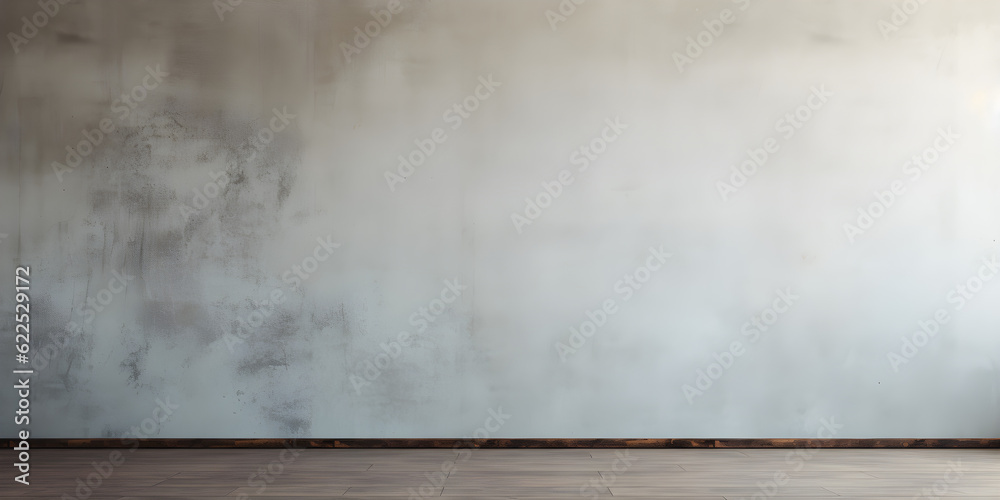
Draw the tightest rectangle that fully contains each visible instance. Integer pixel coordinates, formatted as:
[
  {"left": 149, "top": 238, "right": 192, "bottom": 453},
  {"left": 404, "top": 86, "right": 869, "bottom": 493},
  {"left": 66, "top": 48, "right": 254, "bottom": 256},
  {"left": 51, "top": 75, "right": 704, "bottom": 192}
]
[{"left": 1, "top": 0, "right": 998, "bottom": 439}]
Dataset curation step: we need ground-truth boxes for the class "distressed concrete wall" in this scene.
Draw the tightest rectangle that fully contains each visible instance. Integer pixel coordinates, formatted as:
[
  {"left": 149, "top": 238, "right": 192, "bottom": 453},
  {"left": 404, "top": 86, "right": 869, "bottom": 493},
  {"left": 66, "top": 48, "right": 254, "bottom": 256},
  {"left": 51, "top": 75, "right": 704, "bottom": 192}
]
[{"left": 0, "top": 0, "right": 998, "bottom": 439}]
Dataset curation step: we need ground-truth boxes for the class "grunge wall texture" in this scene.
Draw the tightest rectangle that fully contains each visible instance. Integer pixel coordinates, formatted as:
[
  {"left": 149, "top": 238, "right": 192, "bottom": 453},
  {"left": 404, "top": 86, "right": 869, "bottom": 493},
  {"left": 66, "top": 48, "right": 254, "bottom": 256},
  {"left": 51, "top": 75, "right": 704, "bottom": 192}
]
[{"left": 0, "top": 0, "right": 998, "bottom": 439}]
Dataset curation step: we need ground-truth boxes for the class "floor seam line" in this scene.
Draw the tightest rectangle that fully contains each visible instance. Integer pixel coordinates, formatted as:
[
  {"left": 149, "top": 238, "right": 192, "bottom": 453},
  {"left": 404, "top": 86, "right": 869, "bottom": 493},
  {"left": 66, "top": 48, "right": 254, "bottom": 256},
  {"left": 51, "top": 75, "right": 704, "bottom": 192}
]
[{"left": 149, "top": 471, "right": 181, "bottom": 487}]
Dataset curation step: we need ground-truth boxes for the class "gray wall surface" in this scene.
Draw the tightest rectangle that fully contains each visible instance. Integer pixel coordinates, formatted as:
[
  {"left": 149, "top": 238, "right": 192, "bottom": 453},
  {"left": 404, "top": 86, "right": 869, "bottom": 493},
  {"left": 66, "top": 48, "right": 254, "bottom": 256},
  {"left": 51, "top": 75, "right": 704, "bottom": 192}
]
[{"left": 1, "top": 0, "right": 999, "bottom": 439}]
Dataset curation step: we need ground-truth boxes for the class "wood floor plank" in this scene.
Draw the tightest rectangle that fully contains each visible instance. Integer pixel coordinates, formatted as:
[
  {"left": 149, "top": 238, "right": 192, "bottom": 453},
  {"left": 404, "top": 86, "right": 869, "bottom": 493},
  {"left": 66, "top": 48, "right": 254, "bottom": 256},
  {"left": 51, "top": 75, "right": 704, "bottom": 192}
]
[
  {"left": 227, "top": 485, "right": 352, "bottom": 495},
  {"left": 341, "top": 485, "right": 443, "bottom": 496},
  {"left": 609, "top": 485, "right": 837, "bottom": 496},
  {"left": 441, "top": 486, "right": 612, "bottom": 496},
  {"left": 0, "top": 448, "right": 995, "bottom": 498}
]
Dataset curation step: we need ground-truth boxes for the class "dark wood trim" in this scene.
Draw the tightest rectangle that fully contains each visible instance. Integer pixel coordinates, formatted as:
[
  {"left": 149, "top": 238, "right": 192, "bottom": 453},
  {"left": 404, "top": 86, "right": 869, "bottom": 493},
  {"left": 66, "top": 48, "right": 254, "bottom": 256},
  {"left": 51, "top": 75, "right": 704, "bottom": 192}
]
[{"left": 5, "top": 438, "right": 999, "bottom": 449}]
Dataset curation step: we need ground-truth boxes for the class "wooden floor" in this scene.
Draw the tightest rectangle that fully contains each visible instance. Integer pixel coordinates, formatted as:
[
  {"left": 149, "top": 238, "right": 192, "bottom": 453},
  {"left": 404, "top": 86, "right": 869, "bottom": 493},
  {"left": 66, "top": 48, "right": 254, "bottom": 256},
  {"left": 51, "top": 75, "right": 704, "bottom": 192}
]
[{"left": 6, "top": 448, "right": 999, "bottom": 498}]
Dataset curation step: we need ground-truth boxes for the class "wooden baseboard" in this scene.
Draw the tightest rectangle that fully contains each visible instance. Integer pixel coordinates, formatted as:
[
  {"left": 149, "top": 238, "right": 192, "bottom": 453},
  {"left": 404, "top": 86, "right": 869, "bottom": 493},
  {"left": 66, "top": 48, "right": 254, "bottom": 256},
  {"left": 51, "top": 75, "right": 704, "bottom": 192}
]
[{"left": 5, "top": 438, "right": 999, "bottom": 449}]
